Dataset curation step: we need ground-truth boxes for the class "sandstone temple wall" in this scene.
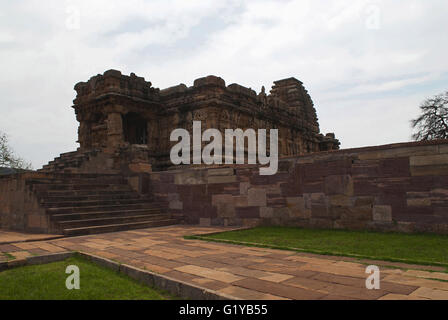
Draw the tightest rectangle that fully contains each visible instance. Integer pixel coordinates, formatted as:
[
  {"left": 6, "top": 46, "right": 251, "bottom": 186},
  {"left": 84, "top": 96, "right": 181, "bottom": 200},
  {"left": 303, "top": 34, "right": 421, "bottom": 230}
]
[{"left": 148, "top": 140, "right": 448, "bottom": 234}]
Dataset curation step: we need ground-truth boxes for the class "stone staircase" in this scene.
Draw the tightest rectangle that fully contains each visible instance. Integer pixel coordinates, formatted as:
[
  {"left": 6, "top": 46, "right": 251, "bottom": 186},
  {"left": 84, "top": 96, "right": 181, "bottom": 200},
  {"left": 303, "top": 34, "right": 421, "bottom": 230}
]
[
  {"left": 27, "top": 173, "right": 177, "bottom": 236},
  {"left": 38, "top": 149, "right": 100, "bottom": 173}
]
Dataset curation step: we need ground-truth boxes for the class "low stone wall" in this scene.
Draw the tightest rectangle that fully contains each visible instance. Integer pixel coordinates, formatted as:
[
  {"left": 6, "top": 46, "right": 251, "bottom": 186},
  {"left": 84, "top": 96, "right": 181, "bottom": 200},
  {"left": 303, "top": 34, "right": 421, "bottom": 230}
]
[
  {"left": 149, "top": 140, "right": 448, "bottom": 234},
  {"left": 0, "top": 172, "right": 49, "bottom": 232}
]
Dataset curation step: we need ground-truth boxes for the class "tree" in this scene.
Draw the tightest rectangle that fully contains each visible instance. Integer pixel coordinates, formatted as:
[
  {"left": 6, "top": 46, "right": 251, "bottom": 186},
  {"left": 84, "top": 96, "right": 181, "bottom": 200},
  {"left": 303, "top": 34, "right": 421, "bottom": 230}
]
[
  {"left": 0, "top": 130, "right": 33, "bottom": 170},
  {"left": 411, "top": 91, "right": 448, "bottom": 141}
]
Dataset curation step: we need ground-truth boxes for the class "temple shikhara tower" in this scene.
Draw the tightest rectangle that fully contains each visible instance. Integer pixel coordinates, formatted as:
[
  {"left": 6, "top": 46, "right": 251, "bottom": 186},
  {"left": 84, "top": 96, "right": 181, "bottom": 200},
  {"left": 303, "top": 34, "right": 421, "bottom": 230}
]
[{"left": 40, "top": 70, "right": 339, "bottom": 173}]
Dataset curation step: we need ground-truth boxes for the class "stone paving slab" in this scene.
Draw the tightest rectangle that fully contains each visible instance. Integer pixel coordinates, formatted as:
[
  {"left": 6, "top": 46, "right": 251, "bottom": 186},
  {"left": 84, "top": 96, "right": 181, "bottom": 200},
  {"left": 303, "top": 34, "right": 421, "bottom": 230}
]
[
  {"left": 0, "top": 225, "right": 448, "bottom": 300},
  {"left": 0, "top": 230, "right": 62, "bottom": 244}
]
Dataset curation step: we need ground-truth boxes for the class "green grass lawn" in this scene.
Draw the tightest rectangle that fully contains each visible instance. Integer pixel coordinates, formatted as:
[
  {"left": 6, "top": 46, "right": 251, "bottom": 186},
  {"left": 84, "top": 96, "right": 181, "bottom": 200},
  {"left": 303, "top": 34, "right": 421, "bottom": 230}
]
[
  {"left": 0, "top": 255, "right": 176, "bottom": 300},
  {"left": 190, "top": 226, "right": 448, "bottom": 268}
]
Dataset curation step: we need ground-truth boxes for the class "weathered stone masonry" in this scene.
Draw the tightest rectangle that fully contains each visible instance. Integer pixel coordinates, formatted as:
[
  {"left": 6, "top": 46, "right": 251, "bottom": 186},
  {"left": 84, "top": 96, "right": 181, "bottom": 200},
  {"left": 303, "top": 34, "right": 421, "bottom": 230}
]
[
  {"left": 66, "top": 70, "right": 339, "bottom": 172},
  {"left": 148, "top": 140, "right": 448, "bottom": 234}
]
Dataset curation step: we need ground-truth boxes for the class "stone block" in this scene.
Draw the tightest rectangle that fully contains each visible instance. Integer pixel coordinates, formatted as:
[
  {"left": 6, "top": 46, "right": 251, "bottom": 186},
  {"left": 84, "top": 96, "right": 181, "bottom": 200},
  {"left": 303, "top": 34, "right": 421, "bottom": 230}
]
[
  {"left": 324, "top": 174, "right": 353, "bottom": 196},
  {"left": 239, "top": 182, "right": 250, "bottom": 195},
  {"left": 267, "top": 197, "right": 287, "bottom": 207},
  {"left": 431, "top": 188, "right": 448, "bottom": 197},
  {"left": 169, "top": 200, "right": 183, "bottom": 210},
  {"left": 329, "top": 206, "right": 346, "bottom": 220},
  {"left": 266, "top": 184, "right": 282, "bottom": 195},
  {"left": 407, "top": 198, "right": 431, "bottom": 207},
  {"left": 286, "top": 197, "right": 310, "bottom": 218},
  {"left": 273, "top": 207, "right": 291, "bottom": 218},
  {"left": 260, "top": 207, "right": 274, "bottom": 218},
  {"left": 208, "top": 168, "right": 234, "bottom": 176},
  {"left": 439, "top": 144, "right": 448, "bottom": 154},
  {"left": 303, "top": 193, "right": 312, "bottom": 209},
  {"left": 216, "top": 202, "right": 236, "bottom": 218},
  {"left": 354, "top": 196, "right": 374, "bottom": 207},
  {"left": 212, "top": 194, "right": 233, "bottom": 206},
  {"left": 78, "top": 253, "right": 119, "bottom": 272},
  {"left": 129, "top": 163, "right": 152, "bottom": 173},
  {"left": 27, "top": 215, "right": 41, "bottom": 229},
  {"left": 328, "top": 195, "right": 353, "bottom": 207},
  {"left": 340, "top": 205, "right": 372, "bottom": 221},
  {"left": 248, "top": 188, "right": 267, "bottom": 206},
  {"left": 410, "top": 165, "right": 448, "bottom": 176},
  {"left": 127, "top": 176, "right": 139, "bottom": 192},
  {"left": 27, "top": 252, "right": 74, "bottom": 266},
  {"left": 233, "top": 196, "right": 248, "bottom": 207},
  {"left": 311, "top": 204, "right": 330, "bottom": 219},
  {"left": 242, "top": 219, "right": 261, "bottom": 227},
  {"left": 333, "top": 219, "right": 367, "bottom": 230},
  {"left": 199, "top": 218, "right": 211, "bottom": 226},
  {"left": 303, "top": 181, "right": 324, "bottom": 193},
  {"left": 396, "top": 221, "right": 415, "bottom": 233},
  {"left": 207, "top": 175, "right": 237, "bottom": 184},
  {"left": 410, "top": 154, "right": 448, "bottom": 166},
  {"left": 167, "top": 193, "right": 179, "bottom": 201},
  {"left": 309, "top": 218, "right": 333, "bottom": 229},
  {"left": 286, "top": 197, "right": 304, "bottom": 208},
  {"left": 373, "top": 205, "right": 392, "bottom": 222},
  {"left": 310, "top": 192, "right": 326, "bottom": 203},
  {"left": 359, "top": 145, "right": 438, "bottom": 160},
  {"left": 406, "top": 191, "right": 430, "bottom": 198},
  {"left": 236, "top": 206, "right": 260, "bottom": 218},
  {"left": 174, "top": 170, "right": 207, "bottom": 185}
]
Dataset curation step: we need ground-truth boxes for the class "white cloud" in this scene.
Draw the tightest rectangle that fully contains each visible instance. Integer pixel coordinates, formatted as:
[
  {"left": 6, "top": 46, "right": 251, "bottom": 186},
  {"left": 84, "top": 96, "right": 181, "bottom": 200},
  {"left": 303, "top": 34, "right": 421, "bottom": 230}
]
[{"left": 0, "top": 0, "right": 447, "bottom": 168}]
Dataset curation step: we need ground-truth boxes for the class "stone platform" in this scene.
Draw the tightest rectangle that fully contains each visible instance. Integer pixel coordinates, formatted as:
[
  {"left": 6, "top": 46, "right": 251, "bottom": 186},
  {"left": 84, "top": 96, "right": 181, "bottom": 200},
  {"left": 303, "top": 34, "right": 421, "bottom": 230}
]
[{"left": 1, "top": 225, "right": 447, "bottom": 300}]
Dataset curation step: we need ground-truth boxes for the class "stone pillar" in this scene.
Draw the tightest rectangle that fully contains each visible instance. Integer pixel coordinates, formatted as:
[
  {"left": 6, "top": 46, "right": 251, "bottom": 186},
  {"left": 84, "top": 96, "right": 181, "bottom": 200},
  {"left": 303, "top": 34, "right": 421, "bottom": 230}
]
[{"left": 106, "top": 112, "right": 123, "bottom": 151}]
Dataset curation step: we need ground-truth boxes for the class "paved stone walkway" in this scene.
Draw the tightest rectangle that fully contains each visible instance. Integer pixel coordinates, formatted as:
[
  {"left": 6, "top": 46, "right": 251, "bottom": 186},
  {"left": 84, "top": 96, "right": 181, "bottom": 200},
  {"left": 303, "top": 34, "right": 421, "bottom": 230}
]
[
  {"left": 0, "top": 230, "right": 62, "bottom": 245},
  {"left": 1, "top": 225, "right": 448, "bottom": 300}
]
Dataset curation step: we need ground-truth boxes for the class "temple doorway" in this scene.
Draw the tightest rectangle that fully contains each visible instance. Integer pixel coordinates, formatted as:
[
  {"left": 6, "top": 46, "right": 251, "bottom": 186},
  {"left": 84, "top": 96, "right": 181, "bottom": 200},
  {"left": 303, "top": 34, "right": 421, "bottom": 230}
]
[{"left": 122, "top": 112, "right": 147, "bottom": 145}]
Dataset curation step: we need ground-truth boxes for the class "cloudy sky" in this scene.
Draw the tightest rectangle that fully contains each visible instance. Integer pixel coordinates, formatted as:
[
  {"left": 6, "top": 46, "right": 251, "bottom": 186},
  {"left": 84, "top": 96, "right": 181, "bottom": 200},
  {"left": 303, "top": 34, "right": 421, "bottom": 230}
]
[{"left": 1, "top": 0, "right": 447, "bottom": 169}]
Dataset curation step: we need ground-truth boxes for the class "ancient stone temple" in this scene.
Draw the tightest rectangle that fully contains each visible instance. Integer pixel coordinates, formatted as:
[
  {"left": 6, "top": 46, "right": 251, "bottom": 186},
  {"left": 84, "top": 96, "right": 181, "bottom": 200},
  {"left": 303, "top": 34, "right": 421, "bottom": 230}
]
[
  {"left": 3, "top": 70, "right": 447, "bottom": 236},
  {"left": 45, "top": 70, "right": 339, "bottom": 173}
]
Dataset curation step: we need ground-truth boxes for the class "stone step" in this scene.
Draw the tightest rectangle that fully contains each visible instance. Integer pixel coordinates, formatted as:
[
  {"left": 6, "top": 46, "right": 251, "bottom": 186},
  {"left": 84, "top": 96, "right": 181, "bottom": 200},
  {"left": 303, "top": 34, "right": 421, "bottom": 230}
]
[
  {"left": 63, "top": 219, "right": 178, "bottom": 236},
  {"left": 41, "top": 198, "right": 153, "bottom": 208},
  {"left": 32, "top": 183, "right": 132, "bottom": 191},
  {"left": 38, "top": 150, "right": 98, "bottom": 171},
  {"left": 33, "top": 172, "right": 121, "bottom": 179},
  {"left": 46, "top": 203, "right": 157, "bottom": 215},
  {"left": 57, "top": 214, "right": 170, "bottom": 229},
  {"left": 41, "top": 192, "right": 141, "bottom": 203},
  {"left": 26, "top": 177, "right": 127, "bottom": 185},
  {"left": 59, "top": 151, "right": 79, "bottom": 158},
  {"left": 25, "top": 168, "right": 173, "bottom": 235},
  {"left": 51, "top": 208, "right": 163, "bottom": 222},
  {"left": 37, "top": 189, "right": 135, "bottom": 197}
]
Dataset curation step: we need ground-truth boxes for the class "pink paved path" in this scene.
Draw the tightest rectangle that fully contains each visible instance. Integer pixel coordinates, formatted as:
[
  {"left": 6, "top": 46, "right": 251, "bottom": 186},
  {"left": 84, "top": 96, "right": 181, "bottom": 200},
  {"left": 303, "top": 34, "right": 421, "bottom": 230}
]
[{"left": 1, "top": 225, "right": 448, "bottom": 300}]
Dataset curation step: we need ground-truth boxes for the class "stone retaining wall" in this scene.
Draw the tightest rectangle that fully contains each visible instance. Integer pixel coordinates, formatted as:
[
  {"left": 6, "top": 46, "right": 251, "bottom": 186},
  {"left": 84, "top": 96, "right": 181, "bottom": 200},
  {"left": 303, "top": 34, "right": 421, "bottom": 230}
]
[
  {"left": 0, "top": 172, "right": 49, "bottom": 232},
  {"left": 149, "top": 140, "right": 448, "bottom": 234}
]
